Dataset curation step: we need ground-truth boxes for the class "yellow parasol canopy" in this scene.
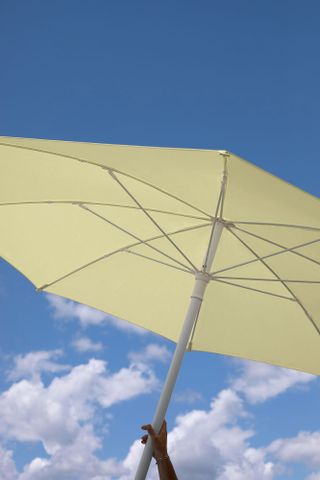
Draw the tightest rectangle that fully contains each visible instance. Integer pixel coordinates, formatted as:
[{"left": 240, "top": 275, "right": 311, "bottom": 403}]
[{"left": 1, "top": 136, "right": 320, "bottom": 376}]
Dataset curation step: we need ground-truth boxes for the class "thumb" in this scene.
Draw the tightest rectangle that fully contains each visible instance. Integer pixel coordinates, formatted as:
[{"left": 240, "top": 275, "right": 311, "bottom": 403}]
[{"left": 141, "top": 424, "right": 156, "bottom": 438}]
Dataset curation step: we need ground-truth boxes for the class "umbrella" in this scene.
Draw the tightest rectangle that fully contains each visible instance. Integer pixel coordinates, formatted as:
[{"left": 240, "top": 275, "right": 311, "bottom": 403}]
[{"left": 1, "top": 136, "right": 320, "bottom": 479}]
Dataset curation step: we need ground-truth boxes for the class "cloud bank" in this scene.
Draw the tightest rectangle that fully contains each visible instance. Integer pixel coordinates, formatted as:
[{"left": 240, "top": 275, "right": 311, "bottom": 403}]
[{"left": 1, "top": 348, "right": 318, "bottom": 480}]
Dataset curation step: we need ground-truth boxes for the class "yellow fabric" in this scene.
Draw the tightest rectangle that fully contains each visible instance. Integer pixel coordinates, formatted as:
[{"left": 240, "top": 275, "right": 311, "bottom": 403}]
[{"left": 1, "top": 137, "right": 320, "bottom": 374}]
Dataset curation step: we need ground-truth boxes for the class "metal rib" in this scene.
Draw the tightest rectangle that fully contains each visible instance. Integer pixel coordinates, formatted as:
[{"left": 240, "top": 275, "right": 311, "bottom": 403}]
[
  {"left": 79, "top": 203, "right": 195, "bottom": 272},
  {"left": 218, "top": 154, "right": 229, "bottom": 219},
  {"left": 0, "top": 200, "right": 209, "bottom": 221},
  {"left": 202, "top": 159, "right": 227, "bottom": 270},
  {"left": 211, "top": 234, "right": 320, "bottom": 276},
  {"left": 0, "top": 141, "right": 212, "bottom": 218},
  {"left": 230, "top": 220, "right": 320, "bottom": 231},
  {"left": 108, "top": 170, "right": 198, "bottom": 272},
  {"left": 212, "top": 277, "right": 296, "bottom": 301},
  {"left": 124, "top": 250, "right": 193, "bottom": 274},
  {"left": 37, "top": 221, "right": 211, "bottom": 291},
  {"left": 233, "top": 225, "right": 320, "bottom": 269},
  {"left": 213, "top": 276, "right": 320, "bottom": 284},
  {"left": 227, "top": 226, "right": 320, "bottom": 336}
]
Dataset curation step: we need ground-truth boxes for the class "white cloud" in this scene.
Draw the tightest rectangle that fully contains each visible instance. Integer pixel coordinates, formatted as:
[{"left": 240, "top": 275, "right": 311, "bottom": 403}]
[
  {"left": 8, "top": 350, "right": 70, "bottom": 381},
  {"left": 173, "top": 388, "right": 203, "bottom": 404},
  {"left": 3, "top": 349, "right": 318, "bottom": 479},
  {"left": 121, "top": 356, "right": 319, "bottom": 479},
  {"left": 0, "top": 446, "right": 18, "bottom": 480},
  {"left": 46, "top": 294, "right": 147, "bottom": 334},
  {"left": 231, "top": 360, "right": 315, "bottom": 404},
  {"left": 308, "top": 473, "right": 320, "bottom": 480},
  {"left": 20, "top": 457, "right": 50, "bottom": 479},
  {"left": 18, "top": 426, "right": 127, "bottom": 480},
  {"left": 120, "top": 389, "right": 274, "bottom": 480},
  {"left": 46, "top": 294, "right": 106, "bottom": 326},
  {"left": 265, "top": 430, "right": 320, "bottom": 480},
  {"left": 72, "top": 336, "right": 103, "bottom": 353},
  {"left": 128, "top": 343, "right": 171, "bottom": 365},
  {"left": 268, "top": 431, "right": 320, "bottom": 468},
  {"left": 216, "top": 448, "right": 275, "bottom": 480},
  {"left": 95, "top": 362, "right": 158, "bottom": 408},
  {"left": 0, "top": 358, "right": 158, "bottom": 458},
  {"left": 0, "top": 353, "right": 159, "bottom": 480}
]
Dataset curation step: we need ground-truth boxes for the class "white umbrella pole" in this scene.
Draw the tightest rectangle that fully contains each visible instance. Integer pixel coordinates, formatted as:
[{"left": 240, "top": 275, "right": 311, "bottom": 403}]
[{"left": 134, "top": 221, "right": 224, "bottom": 480}]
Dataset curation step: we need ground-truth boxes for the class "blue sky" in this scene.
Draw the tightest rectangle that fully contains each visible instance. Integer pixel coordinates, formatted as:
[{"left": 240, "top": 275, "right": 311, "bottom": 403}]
[{"left": 1, "top": 1, "right": 320, "bottom": 479}]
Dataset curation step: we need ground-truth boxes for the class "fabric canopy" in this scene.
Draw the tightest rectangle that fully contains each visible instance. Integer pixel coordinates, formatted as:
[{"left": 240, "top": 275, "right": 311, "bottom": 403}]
[{"left": 1, "top": 136, "right": 320, "bottom": 374}]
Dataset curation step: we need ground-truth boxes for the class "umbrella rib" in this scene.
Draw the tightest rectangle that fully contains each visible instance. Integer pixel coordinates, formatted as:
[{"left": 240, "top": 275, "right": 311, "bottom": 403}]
[
  {"left": 226, "top": 226, "right": 320, "bottom": 336},
  {"left": 88, "top": 166, "right": 212, "bottom": 218},
  {"left": 212, "top": 278, "right": 296, "bottom": 301},
  {"left": 218, "top": 154, "right": 229, "bottom": 219},
  {"left": 108, "top": 170, "right": 199, "bottom": 272},
  {"left": 213, "top": 276, "right": 320, "bottom": 284},
  {"left": 78, "top": 203, "right": 195, "bottom": 272},
  {"left": 231, "top": 220, "right": 320, "bottom": 231},
  {"left": 201, "top": 155, "right": 228, "bottom": 270},
  {"left": 0, "top": 142, "right": 212, "bottom": 218},
  {"left": 0, "top": 200, "right": 209, "bottom": 221},
  {"left": 36, "top": 222, "right": 210, "bottom": 291},
  {"left": 124, "top": 250, "right": 193, "bottom": 274},
  {"left": 233, "top": 225, "right": 320, "bottom": 269},
  {"left": 211, "top": 231, "right": 320, "bottom": 275}
]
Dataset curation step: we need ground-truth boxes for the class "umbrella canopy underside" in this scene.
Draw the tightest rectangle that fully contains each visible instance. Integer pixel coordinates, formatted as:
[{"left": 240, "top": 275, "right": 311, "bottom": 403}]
[{"left": 1, "top": 137, "right": 320, "bottom": 374}]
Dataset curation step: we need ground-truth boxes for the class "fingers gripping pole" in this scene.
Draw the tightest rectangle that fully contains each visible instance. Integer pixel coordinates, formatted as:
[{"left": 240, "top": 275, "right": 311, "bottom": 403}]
[{"left": 134, "top": 221, "right": 224, "bottom": 480}]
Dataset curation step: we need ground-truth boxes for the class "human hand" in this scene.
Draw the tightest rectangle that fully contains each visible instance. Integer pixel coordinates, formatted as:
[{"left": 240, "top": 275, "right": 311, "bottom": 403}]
[{"left": 141, "top": 420, "right": 168, "bottom": 459}]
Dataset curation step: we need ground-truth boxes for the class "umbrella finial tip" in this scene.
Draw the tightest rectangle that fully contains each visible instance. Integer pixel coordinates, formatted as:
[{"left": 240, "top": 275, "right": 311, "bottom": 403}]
[{"left": 218, "top": 150, "right": 230, "bottom": 156}]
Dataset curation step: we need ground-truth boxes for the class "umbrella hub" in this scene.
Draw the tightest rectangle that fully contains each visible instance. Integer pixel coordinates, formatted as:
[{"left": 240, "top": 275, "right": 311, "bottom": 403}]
[{"left": 191, "top": 272, "right": 211, "bottom": 301}]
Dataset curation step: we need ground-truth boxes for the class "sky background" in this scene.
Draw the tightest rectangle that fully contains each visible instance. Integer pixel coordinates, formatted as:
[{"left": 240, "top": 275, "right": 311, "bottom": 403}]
[{"left": 1, "top": 1, "right": 320, "bottom": 479}]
